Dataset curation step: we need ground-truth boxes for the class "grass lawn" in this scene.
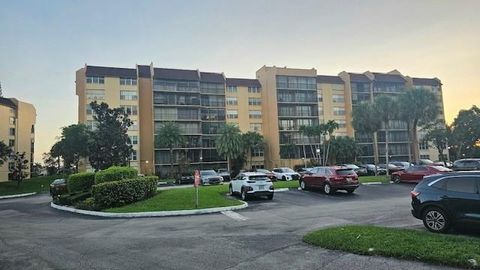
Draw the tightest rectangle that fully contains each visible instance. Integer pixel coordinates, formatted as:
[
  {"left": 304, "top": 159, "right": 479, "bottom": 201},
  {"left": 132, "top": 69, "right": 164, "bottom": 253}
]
[
  {"left": 105, "top": 184, "right": 242, "bottom": 213},
  {"left": 303, "top": 225, "right": 480, "bottom": 269},
  {"left": 273, "top": 180, "right": 299, "bottom": 189},
  {"left": 0, "top": 175, "right": 64, "bottom": 196},
  {"left": 359, "top": 175, "right": 390, "bottom": 184}
]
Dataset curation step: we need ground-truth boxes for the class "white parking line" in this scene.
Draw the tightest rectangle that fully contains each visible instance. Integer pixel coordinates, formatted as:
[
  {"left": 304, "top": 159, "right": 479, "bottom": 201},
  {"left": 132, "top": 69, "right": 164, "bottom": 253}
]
[{"left": 221, "top": 210, "right": 249, "bottom": 221}]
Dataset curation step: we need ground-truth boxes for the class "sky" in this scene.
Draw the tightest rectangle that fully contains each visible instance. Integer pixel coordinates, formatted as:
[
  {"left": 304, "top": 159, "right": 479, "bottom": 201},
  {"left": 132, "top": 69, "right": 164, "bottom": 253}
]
[{"left": 1, "top": 0, "right": 479, "bottom": 162}]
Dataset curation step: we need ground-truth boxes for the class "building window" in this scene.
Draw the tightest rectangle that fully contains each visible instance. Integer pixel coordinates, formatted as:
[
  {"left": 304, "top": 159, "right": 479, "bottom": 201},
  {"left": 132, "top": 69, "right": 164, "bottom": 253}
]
[
  {"left": 129, "top": 121, "right": 138, "bottom": 131},
  {"left": 333, "top": 107, "right": 345, "bottom": 116},
  {"left": 9, "top": 117, "right": 16, "bottom": 125},
  {"left": 337, "top": 120, "right": 346, "bottom": 128},
  {"left": 420, "top": 154, "right": 430, "bottom": 159},
  {"left": 120, "top": 105, "right": 138, "bottom": 115},
  {"left": 252, "top": 148, "right": 264, "bottom": 157},
  {"left": 332, "top": 94, "right": 345, "bottom": 103},
  {"left": 120, "top": 78, "right": 137, "bottom": 86},
  {"left": 250, "top": 123, "right": 262, "bottom": 132},
  {"left": 248, "top": 86, "right": 261, "bottom": 93},
  {"left": 332, "top": 84, "right": 344, "bottom": 91},
  {"left": 120, "top": 90, "right": 138, "bottom": 100},
  {"left": 86, "top": 76, "right": 104, "bottom": 84},
  {"left": 31, "top": 125, "right": 35, "bottom": 134},
  {"left": 131, "top": 150, "right": 138, "bottom": 161},
  {"left": 9, "top": 139, "right": 15, "bottom": 147},
  {"left": 226, "top": 110, "right": 238, "bottom": 119},
  {"left": 318, "top": 94, "right": 323, "bottom": 102},
  {"left": 249, "top": 110, "right": 262, "bottom": 119},
  {"left": 226, "top": 97, "right": 238, "bottom": 106},
  {"left": 86, "top": 89, "right": 105, "bottom": 100},
  {"left": 419, "top": 141, "right": 429, "bottom": 150},
  {"left": 227, "top": 86, "right": 237, "bottom": 93},
  {"left": 9, "top": 128, "right": 15, "bottom": 136},
  {"left": 248, "top": 98, "right": 262, "bottom": 106},
  {"left": 130, "top": 136, "right": 138, "bottom": 145},
  {"left": 86, "top": 104, "right": 93, "bottom": 115},
  {"left": 86, "top": 120, "right": 98, "bottom": 130}
]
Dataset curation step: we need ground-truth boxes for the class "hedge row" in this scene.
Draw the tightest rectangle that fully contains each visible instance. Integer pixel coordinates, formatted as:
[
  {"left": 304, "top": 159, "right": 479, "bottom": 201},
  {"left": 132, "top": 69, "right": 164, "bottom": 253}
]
[
  {"left": 95, "top": 166, "right": 138, "bottom": 184},
  {"left": 92, "top": 176, "right": 158, "bottom": 209},
  {"left": 68, "top": 172, "right": 96, "bottom": 193},
  {"left": 54, "top": 191, "right": 91, "bottom": 206}
]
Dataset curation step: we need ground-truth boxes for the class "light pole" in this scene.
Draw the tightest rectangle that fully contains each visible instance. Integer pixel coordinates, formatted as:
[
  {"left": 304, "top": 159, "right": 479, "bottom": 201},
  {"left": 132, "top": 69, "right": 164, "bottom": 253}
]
[
  {"left": 199, "top": 156, "right": 203, "bottom": 170},
  {"left": 316, "top": 148, "right": 321, "bottom": 165}
]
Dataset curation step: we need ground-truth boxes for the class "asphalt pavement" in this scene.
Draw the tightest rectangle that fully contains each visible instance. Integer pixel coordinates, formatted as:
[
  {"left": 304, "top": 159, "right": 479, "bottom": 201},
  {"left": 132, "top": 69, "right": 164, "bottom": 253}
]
[{"left": 0, "top": 183, "right": 461, "bottom": 269}]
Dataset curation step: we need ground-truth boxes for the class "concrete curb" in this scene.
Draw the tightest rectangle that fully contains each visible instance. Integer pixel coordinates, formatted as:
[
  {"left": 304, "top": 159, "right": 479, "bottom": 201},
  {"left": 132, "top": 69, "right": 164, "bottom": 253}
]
[
  {"left": 50, "top": 201, "right": 248, "bottom": 218},
  {"left": 0, "top": 192, "right": 37, "bottom": 200},
  {"left": 274, "top": 188, "right": 289, "bottom": 193},
  {"left": 361, "top": 182, "right": 385, "bottom": 185}
]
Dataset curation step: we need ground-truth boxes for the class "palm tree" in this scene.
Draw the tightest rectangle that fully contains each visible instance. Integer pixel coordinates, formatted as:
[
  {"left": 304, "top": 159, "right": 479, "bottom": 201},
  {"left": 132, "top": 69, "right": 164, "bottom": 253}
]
[
  {"left": 352, "top": 102, "right": 382, "bottom": 165},
  {"left": 155, "top": 122, "right": 185, "bottom": 176},
  {"left": 324, "top": 120, "right": 339, "bottom": 165},
  {"left": 216, "top": 123, "right": 243, "bottom": 172},
  {"left": 242, "top": 131, "right": 264, "bottom": 169},
  {"left": 373, "top": 95, "right": 399, "bottom": 176},
  {"left": 398, "top": 88, "right": 439, "bottom": 163}
]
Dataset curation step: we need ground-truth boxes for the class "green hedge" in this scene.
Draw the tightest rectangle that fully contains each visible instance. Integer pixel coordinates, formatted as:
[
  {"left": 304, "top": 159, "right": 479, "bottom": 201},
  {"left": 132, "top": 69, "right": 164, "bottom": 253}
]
[
  {"left": 54, "top": 191, "right": 91, "bottom": 206},
  {"left": 92, "top": 176, "right": 158, "bottom": 209},
  {"left": 68, "top": 172, "right": 95, "bottom": 193},
  {"left": 94, "top": 166, "right": 138, "bottom": 184}
]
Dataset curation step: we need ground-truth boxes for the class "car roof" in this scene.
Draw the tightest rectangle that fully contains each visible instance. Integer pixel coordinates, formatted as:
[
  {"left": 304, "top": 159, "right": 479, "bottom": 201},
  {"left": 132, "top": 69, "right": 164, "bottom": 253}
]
[{"left": 241, "top": 172, "right": 268, "bottom": 176}]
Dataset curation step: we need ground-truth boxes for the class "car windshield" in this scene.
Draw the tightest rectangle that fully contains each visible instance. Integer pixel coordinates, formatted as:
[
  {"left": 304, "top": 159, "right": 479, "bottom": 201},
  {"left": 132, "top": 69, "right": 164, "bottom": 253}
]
[
  {"left": 256, "top": 169, "right": 269, "bottom": 173},
  {"left": 336, "top": 169, "right": 355, "bottom": 175},
  {"left": 52, "top": 179, "right": 65, "bottom": 184},
  {"left": 282, "top": 168, "right": 295, "bottom": 173},
  {"left": 248, "top": 175, "right": 269, "bottom": 181},
  {"left": 344, "top": 164, "right": 359, "bottom": 169},
  {"left": 431, "top": 166, "right": 451, "bottom": 172},
  {"left": 201, "top": 170, "right": 217, "bottom": 176}
]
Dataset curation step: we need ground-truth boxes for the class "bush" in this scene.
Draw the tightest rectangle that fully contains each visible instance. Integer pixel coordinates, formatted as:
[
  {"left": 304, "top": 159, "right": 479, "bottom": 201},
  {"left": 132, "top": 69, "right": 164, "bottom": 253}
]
[
  {"left": 74, "top": 197, "right": 99, "bottom": 211},
  {"left": 95, "top": 166, "right": 138, "bottom": 184},
  {"left": 68, "top": 172, "right": 95, "bottom": 193},
  {"left": 54, "top": 191, "right": 91, "bottom": 206},
  {"left": 92, "top": 176, "right": 158, "bottom": 209}
]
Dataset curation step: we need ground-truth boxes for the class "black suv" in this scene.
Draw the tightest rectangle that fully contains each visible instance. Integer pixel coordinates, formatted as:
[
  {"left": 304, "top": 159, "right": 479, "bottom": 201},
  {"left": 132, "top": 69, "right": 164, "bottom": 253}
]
[
  {"left": 452, "top": 159, "right": 480, "bottom": 171},
  {"left": 411, "top": 172, "right": 480, "bottom": 233}
]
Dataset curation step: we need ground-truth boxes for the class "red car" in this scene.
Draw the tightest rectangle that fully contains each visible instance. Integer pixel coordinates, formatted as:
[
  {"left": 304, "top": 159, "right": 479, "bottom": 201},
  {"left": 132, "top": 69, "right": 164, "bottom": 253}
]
[
  {"left": 391, "top": 165, "right": 452, "bottom": 183},
  {"left": 300, "top": 166, "right": 359, "bottom": 195},
  {"left": 255, "top": 169, "right": 277, "bottom": 181}
]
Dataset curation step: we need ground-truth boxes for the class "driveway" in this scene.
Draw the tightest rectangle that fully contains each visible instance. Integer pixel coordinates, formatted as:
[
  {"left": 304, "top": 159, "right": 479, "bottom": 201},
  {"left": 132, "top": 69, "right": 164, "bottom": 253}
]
[{"left": 0, "top": 184, "right": 460, "bottom": 269}]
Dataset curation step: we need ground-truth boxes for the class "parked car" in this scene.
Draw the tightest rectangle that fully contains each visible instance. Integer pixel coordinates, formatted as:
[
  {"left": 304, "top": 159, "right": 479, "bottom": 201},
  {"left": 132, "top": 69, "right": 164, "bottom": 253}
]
[
  {"left": 229, "top": 172, "right": 274, "bottom": 201},
  {"left": 217, "top": 169, "right": 231, "bottom": 182},
  {"left": 418, "top": 159, "right": 434, "bottom": 165},
  {"left": 297, "top": 167, "right": 313, "bottom": 177},
  {"left": 300, "top": 166, "right": 359, "bottom": 194},
  {"left": 391, "top": 165, "right": 452, "bottom": 183},
  {"left": 433, "top": 161, "right": 453, "bottom": 168},
  {"left": 378, "top": 163, "right": 403, "bottom": 174},
  {"left": 390, "top": 161, "right": 413, "bottom": 171},
  {"left": 272, "top": 167, "right": 300, "bottom": 181},
  {"left": 411, "top": 172, "right": 480, "bottom": 233},
  {"left": 200, "top": 170, "right": 223, "bottom": 185},
  {"left": 255, "top": 169, "right": 277, "bottom": 181},
  {"left": 452, "top": 159, "right": 480, "bottom": 171},
  {"left": 360, "top": 164, "right": 387, "bottom": 176},
  {"left": 342, "top": 164, "right": 368, "bottom": 176},
  {"left": 50, "top": 178, "right": 68, "bottom": 197},
  {"left": 175, "top": 173, "right": 194, "bottom": 185}
]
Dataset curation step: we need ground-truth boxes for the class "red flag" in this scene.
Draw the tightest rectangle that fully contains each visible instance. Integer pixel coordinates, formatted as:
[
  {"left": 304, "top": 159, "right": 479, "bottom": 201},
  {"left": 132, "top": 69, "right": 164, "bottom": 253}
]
[{"left": 194, "top": 170, "right": 200, "bottom": 187}]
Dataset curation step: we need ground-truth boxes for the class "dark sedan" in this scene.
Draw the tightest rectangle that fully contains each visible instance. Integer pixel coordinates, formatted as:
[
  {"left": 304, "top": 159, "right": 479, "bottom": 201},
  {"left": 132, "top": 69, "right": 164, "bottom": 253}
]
[
  {"left": 50, "top": 178, "right": 68, "bottom": 197},
  {"left": 452, "top": 159, "right": 480, "bottom": 171},
  {"left": 391, "top": 165, "right": 451, "bottom": 183},
  {"left": 411, "top": 172, "right": 480, "bottom": 233},
  {"left": 200, "top": 170, "right": 223, "bottom": 185}
]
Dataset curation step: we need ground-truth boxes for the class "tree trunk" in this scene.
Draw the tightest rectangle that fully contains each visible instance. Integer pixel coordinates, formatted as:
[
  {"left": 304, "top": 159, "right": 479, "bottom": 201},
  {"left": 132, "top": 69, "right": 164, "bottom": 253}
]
[
  {"left": 373, "top": 132, "right": 379, "bottom": 166},
  {"left": 412, "top": 120, "right": 420, "bottom": 164},
  {"left": 406, "top": 121, "right": 412, "bottom": 163},
  {"left": 227, "top": 157, "right": 231, "bottom": 172},
  {"left": 170, "top": 147, "right": 174, "bottom": 178},
  {"left": 385, "top": 126, "right": 390, "bottom": 177}
]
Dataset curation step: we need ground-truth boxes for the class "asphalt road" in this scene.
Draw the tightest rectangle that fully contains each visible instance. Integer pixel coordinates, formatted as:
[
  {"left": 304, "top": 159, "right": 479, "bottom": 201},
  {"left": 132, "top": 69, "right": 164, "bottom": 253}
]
[{"left": 0, "top": 183, "right": 461, "bottom": 270}]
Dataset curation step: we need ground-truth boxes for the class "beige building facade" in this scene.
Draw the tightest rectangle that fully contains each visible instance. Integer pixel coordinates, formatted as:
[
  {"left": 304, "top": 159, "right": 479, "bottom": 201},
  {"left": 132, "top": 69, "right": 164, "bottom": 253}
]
[{"left": 0, "top": 97, "right": 36, "bottom": 181}]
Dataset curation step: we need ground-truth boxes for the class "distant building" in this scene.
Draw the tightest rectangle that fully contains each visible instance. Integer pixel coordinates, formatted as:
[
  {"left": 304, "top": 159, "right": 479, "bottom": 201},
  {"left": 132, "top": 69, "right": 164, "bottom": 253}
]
[{"left": 0, "top": 97, "right": 36, "bottom": 181}]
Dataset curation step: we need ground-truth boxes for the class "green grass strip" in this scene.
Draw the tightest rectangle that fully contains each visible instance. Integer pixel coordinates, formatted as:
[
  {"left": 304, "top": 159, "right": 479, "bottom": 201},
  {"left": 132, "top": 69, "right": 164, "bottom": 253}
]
[
  {"left": 303, "top": 225, "right": 480, "bottom": 269},
  {"left": 0, "top": 175, "right": 64, "bottom": 196}
]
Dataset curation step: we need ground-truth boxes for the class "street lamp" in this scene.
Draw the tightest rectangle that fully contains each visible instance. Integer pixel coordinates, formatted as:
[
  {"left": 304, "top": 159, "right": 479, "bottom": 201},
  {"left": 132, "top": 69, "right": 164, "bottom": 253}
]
[
  {"left": 199, "top": 156, "right": 203, "bottom": 170},
  {"left": 316, "top": 148, "right": 320, "bottom": 165}
]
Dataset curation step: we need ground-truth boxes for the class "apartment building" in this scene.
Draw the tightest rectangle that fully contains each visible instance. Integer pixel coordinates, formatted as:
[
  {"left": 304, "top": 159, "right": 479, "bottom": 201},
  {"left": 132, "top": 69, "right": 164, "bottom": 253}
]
[
  {"left": 0, "top": 97, "right": 36, "bottom": 181},
  {"left": 76, "top": 64, "right": 446, "bottom": 175}
]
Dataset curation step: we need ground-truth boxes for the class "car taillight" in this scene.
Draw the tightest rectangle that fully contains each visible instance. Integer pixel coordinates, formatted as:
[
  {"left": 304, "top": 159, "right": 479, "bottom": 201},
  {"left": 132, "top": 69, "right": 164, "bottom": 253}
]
[{"left": 411, "top": 191, "right": 420, "bottom": 199}]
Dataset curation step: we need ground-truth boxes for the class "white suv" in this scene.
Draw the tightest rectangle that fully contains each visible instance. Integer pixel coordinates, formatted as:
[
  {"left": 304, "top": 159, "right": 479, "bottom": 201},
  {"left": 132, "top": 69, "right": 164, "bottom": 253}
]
[
  {"left": 272, "top": 167, "right": 300, "bottom": 181},
  {"left": 229, "top": 172, "right": 274, "bottom": 201}
]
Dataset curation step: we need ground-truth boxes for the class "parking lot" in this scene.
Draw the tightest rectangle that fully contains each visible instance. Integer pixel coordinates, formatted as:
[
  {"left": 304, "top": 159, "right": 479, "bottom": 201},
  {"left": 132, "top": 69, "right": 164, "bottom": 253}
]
[{"left": 0, "top": 183, "right": 458, "bottom": 270}]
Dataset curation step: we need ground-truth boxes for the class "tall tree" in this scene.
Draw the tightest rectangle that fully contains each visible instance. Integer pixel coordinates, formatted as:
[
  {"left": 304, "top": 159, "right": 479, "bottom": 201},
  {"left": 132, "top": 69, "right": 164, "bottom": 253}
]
[
  {"left": 215, "top": 124, "right": 243, "bottom": 172},
  {"left": 155, "top": 122, "right": 185, "bottom": 177},
  {"left": 324, "top": 120, "right": 339, "bottom": 165},
  {"left": 53, "top": 124, "right": 91, "bottom": 172},
  {"left": 42, "top": 152, "right": 59, "bottom": 176},
  {"left": 328, "top": 136, "right": 362, "bottom": 164},
  {"left": 373, "top": 95, "right": 398, "bottom": 175},
  {"left": 9, "top": 152, "right": 29, "bottom": 188},
  {"left": 88, "top": 101, "right": 133, "bottom": 171},
  {"left": 425, "top": 124, "right": 449, "bottom": 164},
  {"left": 352, "top": 102, "right": 382, "bottom": 165},
  {"left": 397, "top": 88, "right": 439, "bottom": 163},
  {"left": 242, "top": 131, "right": 264, "bottom": 169},
  {"left": 449, "top": 105, "right": 480, "bottom": 159},
  {"left": 0, "top": 141, "right": 11, "bottom": 166}
]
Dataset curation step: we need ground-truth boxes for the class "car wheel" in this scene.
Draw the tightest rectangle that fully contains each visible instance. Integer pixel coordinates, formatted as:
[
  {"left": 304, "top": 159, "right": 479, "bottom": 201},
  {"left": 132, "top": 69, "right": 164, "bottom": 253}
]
[
  {"left": 323, "top": 183, "right": 333, "bottom": 195},
  {"left": 422, "top": 207, "right": 450, "bottom": 233},
  {"left": 267, "top": 194, "right": 274, "bottom": 200},
  {"left": 300, "top": 180, "right": 307, "bottom": 190},
  {"left": 229, "top": 185, "right": 234, "bottom": 196},
  {"left": 241, "top": 188, "right": 248, "bottom": 201},
  {"left": 282, "top": 175, "right": 287, "bottom": 181},
  {"left": 393, "top": 175, "right": 401, "bottom": 184},
  {"left": 346, "top": 189, "right": 355, "bottom": 194}
]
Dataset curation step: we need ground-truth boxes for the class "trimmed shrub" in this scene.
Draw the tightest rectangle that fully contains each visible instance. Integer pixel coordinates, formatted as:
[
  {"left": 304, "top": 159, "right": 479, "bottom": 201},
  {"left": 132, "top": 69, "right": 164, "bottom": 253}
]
[
  {"left": 94, "top": 166, "right": 138, "bottom": 184},
  {"left": 68, "top": 172, "right": 95, "bottom": 193},
  {"left": 92, "top": 176, "right": 158, "bottom": 209},
  {"left": 74, "top": 197, "right": 99, "bottom": 211},
  {"left": 54, "top": 191, "right": 91, "bottom": 206}
]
